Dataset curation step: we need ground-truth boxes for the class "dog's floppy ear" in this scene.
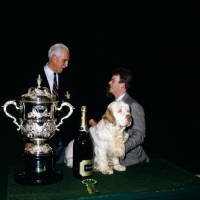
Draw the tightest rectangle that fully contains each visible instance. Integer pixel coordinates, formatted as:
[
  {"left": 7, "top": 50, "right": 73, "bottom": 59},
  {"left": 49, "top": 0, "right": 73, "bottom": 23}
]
[{"left": 102, "top": 108, "right": 116, "bottom": 125}]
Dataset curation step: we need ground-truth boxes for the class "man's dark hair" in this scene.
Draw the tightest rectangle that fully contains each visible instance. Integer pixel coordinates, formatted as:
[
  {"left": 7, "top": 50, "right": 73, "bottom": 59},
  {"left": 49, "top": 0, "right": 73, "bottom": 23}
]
[{"left": 112, "top": 68, "right": 132, "bottom": 89}]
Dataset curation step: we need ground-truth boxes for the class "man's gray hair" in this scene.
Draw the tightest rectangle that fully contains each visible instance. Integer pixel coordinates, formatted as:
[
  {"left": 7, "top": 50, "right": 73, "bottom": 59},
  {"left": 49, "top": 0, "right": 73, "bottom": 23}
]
[{"left": 48, "top": 43, "right": 69, "bottom": 59}]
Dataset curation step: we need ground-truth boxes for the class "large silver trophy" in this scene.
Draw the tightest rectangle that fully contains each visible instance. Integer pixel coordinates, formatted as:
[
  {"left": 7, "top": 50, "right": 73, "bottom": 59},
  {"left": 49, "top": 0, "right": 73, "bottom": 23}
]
[{"left": 3, "top": 75, "right": 74, "bottom": 185}]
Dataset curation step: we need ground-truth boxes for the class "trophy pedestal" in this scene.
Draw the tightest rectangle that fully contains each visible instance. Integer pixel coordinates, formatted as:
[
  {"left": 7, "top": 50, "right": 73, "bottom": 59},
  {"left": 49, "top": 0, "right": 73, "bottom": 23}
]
[{"left": 14, "top": 153, "right": 63, "bottom": 186}]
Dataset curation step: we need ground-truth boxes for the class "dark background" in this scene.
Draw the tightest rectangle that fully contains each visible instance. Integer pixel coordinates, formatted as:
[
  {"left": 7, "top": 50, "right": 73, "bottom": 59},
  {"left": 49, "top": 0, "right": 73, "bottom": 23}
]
[{"left": 1, "top": 1, "right": 200, "bottom": 177}]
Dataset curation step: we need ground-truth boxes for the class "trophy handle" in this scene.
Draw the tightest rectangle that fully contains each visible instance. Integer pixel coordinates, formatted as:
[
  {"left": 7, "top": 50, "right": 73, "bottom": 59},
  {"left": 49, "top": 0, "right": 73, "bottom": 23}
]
[
  {"left": 55, "top": 102, "right": 74, "bottom": 131},
  {"left": 2, "top": 100, "right": 22, "bottom": 131}
]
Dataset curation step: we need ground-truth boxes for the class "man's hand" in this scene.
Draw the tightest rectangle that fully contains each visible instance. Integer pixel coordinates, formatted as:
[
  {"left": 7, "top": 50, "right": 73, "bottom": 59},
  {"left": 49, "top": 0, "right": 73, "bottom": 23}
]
[
  {"left": 89, "top": 119, "right": 97, "bottom": 127},
  {"left": 25, "top": 143, "right": 32, "bottom": 148}
]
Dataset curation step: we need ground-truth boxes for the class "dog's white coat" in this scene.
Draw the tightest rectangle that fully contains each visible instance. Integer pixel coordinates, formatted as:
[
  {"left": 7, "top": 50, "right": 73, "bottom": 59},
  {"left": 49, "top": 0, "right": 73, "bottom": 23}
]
[{"left": 64, "top": 101, "right": 132, "bottom": 175}]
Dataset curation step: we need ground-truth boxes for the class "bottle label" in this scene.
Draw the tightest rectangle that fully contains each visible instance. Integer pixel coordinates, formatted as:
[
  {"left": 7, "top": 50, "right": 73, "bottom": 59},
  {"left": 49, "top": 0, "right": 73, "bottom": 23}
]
[{"left": 80, "top": 159, "right": 93, "bottom": 176}]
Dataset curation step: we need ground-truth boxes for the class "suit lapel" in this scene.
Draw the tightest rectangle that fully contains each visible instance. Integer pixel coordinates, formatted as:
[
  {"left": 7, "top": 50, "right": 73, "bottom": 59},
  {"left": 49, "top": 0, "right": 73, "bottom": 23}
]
[{"left": 39, "top": 69, "right": 50, "bottom": 89}]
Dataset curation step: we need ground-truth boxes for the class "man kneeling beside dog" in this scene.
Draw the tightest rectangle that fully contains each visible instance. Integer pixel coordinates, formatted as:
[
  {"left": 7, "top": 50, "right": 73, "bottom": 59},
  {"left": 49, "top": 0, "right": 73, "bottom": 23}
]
[{"left": 64, "top": 68, "right": 149, "bottom": 175}]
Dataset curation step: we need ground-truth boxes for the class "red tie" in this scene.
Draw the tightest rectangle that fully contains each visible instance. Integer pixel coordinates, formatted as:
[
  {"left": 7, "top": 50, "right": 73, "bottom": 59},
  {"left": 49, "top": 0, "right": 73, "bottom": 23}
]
[{"left": 53, "top": 73, "right": 59, "bottom": 97}]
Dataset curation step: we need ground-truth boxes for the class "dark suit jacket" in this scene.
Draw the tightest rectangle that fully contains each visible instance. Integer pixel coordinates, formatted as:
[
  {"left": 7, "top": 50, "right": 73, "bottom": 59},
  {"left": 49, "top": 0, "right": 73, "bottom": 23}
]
[
  {"left": 26, "top": 68, "right": 79, "bottom": 102},
  {"left": 24, "top": 67, "right": 82, "bottom": 148}
]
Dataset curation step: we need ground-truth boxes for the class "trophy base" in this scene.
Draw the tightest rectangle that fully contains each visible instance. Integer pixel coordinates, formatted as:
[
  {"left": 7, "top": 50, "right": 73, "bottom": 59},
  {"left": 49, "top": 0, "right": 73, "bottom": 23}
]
[
  {"left": 14, "top": 169, "right": 63, "bottom": 186},
  {"left": 14, "top": 153, "right": 63, "bottom": 186}
]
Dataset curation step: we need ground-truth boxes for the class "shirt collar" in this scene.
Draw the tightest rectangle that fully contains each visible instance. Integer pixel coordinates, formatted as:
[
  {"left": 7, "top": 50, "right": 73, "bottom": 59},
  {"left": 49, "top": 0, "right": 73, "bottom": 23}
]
[
  {"left": 115, "top": 93, "right": 126, "bottom": 101},
  {"left": 44, "top": 64, "right": 54, "bottom": 76}
]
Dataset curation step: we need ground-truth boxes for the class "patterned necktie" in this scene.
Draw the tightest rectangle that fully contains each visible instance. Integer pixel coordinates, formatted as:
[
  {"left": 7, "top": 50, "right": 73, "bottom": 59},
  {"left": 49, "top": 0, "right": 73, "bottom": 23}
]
[{"left": 53, "top": 73, "right": 59, "bottom": 97}]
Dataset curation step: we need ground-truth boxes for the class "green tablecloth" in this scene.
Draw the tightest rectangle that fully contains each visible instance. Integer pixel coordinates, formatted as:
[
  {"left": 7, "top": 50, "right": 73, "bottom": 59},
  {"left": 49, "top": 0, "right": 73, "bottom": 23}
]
[{"left": 7, "top": 159, "right": 200, "bottom": 200}]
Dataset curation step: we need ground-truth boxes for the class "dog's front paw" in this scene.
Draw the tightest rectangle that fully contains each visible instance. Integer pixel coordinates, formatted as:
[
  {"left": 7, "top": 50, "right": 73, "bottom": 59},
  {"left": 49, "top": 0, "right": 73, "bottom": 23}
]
[
  {"left": 101, "top": 167, "right": 113, "bottom": 175},
  {"left": 114, "top": 165, "right": 126, "bottom": 171}
]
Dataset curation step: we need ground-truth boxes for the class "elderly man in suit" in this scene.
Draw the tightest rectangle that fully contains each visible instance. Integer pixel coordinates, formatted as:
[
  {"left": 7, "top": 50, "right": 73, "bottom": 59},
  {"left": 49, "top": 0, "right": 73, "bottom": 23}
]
[
  {"left": 25, "top": 43, "right": 81, "bottom": 164},
  {"left": 89, "top": 68, "right": 149, "bottom": 166}
]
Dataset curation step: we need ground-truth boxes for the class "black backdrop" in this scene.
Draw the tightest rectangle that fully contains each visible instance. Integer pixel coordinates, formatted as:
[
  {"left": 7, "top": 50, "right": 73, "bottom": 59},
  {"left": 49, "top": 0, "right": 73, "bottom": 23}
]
[
  {"left": 1, "top": 1, "right": 200, "bottom": 103},
  {"left": 1, "top": 1, "right": 200, "bottom": 173}
]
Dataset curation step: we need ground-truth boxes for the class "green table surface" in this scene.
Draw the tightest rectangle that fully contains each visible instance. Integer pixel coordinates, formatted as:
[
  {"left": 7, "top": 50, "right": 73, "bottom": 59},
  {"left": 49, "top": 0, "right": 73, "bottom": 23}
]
[{"left": 7, "top": 159, "right": 200, "bottom": 200}]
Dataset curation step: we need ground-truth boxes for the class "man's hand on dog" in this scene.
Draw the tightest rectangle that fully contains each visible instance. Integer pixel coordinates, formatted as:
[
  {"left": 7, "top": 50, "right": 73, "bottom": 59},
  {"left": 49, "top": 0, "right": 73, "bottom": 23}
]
[{"left": 89, "top": 119, "right": 97, "bottom": 127}]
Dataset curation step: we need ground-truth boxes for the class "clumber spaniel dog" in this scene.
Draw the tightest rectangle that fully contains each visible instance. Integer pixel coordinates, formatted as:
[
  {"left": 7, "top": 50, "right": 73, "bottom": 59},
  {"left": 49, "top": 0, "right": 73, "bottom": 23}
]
[{"left": 64, "top": 101, "right": 132, "bottom": 175}]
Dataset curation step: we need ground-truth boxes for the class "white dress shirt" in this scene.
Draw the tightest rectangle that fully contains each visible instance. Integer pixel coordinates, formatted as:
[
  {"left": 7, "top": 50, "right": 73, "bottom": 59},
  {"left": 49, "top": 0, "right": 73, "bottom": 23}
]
[{"left": 115, "top": 93, "right": 126, "bottom": 101}]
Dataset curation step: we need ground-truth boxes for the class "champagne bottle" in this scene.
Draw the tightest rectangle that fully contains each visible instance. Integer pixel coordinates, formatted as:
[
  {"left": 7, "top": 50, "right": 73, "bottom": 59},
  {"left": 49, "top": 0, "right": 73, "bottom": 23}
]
[{"left": 73, "top": 106, "right": 93, "bottom": 179}]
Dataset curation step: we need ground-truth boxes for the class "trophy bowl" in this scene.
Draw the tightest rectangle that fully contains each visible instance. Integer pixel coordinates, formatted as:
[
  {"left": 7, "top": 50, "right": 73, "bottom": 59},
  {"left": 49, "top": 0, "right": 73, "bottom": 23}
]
[{"left": 3, "top": 75, "right": 74, "bottom": 185}]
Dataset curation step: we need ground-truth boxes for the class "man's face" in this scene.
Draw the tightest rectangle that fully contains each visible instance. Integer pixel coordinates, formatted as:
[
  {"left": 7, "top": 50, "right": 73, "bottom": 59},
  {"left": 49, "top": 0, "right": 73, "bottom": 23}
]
[
  {"left": 52, "top": 48, "right": 70, "bottom": 73},
  {"left": 108, "top": 75, "right": 121, "bottom": 96}
]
